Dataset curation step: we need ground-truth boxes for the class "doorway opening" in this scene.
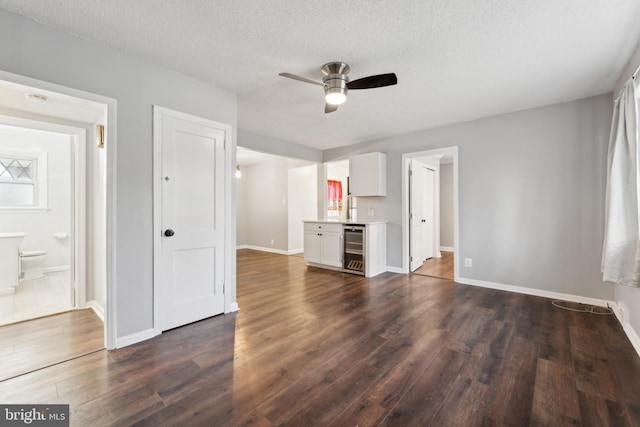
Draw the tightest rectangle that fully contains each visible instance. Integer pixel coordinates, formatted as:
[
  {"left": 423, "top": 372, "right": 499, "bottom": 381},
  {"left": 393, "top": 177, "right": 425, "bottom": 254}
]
[
  {"left": 235, "top": 146, "right": 317, "bottom": 258},
  {"left": 0, "top": 72, "right": 115, "bottom": 378},
  {"left": 402, "top": 147, "right": 459, "bottom": 280}
]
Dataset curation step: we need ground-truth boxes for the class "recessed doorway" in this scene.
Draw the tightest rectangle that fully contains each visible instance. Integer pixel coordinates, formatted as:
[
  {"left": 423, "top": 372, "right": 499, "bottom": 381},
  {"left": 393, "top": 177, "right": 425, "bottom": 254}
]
[
  {"left": 402, "top": 146, "right": 459, "bottom": 280},
  {"left": 0, "top": 72, "right": 114, "bottom": 376}
]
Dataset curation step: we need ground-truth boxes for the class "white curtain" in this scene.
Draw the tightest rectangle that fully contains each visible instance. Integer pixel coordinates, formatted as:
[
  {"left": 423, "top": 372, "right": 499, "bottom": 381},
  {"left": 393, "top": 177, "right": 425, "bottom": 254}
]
[{"left": 602, "top": 78, "right": 640, "bottom": 287}]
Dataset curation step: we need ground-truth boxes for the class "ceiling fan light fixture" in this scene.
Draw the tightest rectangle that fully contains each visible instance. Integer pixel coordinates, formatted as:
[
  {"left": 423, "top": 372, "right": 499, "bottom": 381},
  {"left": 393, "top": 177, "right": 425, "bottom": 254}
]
[
  {"left": 324, "top": 73, "right": 348, "bottom": 105},
  {"left": 325, "top": 89, "right": 346, "bottom": 105}
]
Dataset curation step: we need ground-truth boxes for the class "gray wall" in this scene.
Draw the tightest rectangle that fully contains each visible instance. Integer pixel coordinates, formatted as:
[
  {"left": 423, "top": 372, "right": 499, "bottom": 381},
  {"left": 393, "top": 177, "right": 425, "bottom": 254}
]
[
  {"left": 236, "top": 172, "right": 248, "bottom": 247},
  {"left": 243, "top": 159, "right": 288, "bottom": 251},
  {"left": 238, "top": 129, "right": 322, "bottom": 163},
  {"left": 238, "top": 157, "right": 311, "bottom": 252},
  {"left": 325, "top": 94, "right": 614, "bottom": 301},
  {"left": 0, "top": 9, "right": 238, "bottom": 339},
  {"left": 439, "top": 163, "right": 454, "bottom": 249}
]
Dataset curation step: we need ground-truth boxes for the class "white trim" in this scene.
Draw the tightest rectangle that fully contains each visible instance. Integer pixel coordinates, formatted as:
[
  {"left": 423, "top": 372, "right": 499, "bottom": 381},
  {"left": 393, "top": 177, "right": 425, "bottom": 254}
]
[
  {"left": 115, "top": 328, "right": 159, "bottom": 349},
  {"left": 86, "top": 300, "right": 105, "bottom": 322},
  {"left": 386, "top": 266, "right": 404, "bottom": 274},
  {"left": 457, "top": 276, "right": 614, "bottom": 307},
  {"left": 72, "top": 130, "right": 87, "bottom": 310},
  {"left": 243, "top": 245, "right": 300, "bottom": 255},
  {"left": 402, "top": 147, "right": 459, "bottom": 279},
  {"left": 0, "top": 70, "right": 119, "bottom": 350},
  {"left": 0, "top": 288, "right": 15, "bottom": 296},
  {"left": 152, "top": 106, "right": 235, "bottom": 335},
  {"left": 236, "top": 244, "right": 249, "bottom": 250},
  {"left": 42, "top": 265, "right": 71, "bottom": 273},
  {"left": 611, "top": 301, "right": 640, "bottom": 358},
  {"left": 228, "top": 302, "right": 240, "bottom": 312},
  {"left": 440, "top": 246, "right": 454, "bottom": 252},
  {"left": 0, "top": 208, "right": 49, "bottom": 213}
]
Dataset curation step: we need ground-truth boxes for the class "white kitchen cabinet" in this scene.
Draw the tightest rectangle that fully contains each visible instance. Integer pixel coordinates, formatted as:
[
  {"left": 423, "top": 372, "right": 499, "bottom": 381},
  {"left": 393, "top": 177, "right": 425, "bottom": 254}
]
[
  {"left": 349, "top": 152, "right": 386, "bottom": 197},
  {"left": 304, "top": 222, "right": 343, "bottom": 268},
  {"left": 303, "top": 221, "right": 387, "bottom": 277}
]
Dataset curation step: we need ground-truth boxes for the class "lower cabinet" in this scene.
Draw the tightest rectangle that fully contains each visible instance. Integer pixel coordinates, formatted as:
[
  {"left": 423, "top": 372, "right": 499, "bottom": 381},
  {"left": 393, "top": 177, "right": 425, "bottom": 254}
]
[
  {"left": 304, "top": 223, "right": 343, "bottom": 268},
  {"left": 303, "top": 221, "right": 387, "bottom": 277}
]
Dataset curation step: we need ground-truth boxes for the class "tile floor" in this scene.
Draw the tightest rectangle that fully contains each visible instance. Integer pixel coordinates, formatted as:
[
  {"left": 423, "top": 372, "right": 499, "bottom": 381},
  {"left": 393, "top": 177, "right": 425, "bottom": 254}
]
[{"left": 0, "top": 271, "right": 73, "bottom": 326}]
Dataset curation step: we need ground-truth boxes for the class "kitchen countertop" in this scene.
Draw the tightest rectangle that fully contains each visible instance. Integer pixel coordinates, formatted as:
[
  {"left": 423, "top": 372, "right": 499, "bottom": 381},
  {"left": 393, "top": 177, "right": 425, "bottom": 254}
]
[{"left": 304, "top": 219, "right": 387, "bottom": 225}]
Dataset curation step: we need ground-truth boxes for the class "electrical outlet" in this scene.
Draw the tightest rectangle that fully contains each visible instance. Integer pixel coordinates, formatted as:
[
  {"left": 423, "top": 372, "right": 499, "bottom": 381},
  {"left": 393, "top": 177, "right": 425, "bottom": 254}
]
[
  {"left": 367, "top": 208, "right": 375, "bottom": 216},
  {"left": 464, "top": 258, "right": 472, "bottom": 267},
  {"left": 270, "top": 238, "right": 274, "bottom": 245}
]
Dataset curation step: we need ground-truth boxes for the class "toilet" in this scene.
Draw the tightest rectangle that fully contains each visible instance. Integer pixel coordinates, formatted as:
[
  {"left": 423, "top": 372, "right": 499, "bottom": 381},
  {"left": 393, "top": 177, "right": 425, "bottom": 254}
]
[{"left": 20, "top": 250, "right": 48, "bottom": 281}]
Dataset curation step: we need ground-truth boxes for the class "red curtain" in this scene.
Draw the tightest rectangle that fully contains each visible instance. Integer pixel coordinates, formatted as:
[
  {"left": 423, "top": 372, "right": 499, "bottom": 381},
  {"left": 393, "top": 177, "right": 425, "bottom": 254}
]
[{"left": 327, "top": 180, "right": 343, "bottom": 214}]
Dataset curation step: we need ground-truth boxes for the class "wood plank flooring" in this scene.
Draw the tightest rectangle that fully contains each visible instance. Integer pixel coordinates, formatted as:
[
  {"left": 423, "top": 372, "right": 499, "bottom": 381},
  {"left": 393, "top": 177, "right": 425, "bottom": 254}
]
[
  {"left": 414, "top": 250, "right": 454, "bottom": 280},
  {"left": 1, "top": 249, "right": 639, "bottom": 426},
  {"left": 0, "top": 309, "right": 104, "bottom": 381}
]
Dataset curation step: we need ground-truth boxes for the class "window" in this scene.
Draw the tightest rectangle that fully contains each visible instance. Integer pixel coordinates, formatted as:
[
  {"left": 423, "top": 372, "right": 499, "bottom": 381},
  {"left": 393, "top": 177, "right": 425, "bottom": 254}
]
[{"left": 0, "top": 151, "right": 47, "bottom": 210}]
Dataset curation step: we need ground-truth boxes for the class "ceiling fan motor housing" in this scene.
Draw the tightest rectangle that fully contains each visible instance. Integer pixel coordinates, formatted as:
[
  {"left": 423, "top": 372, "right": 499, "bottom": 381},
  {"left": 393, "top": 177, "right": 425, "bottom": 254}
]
[{"left": 322, "top": 62, "right": 349, "bottom": 104}]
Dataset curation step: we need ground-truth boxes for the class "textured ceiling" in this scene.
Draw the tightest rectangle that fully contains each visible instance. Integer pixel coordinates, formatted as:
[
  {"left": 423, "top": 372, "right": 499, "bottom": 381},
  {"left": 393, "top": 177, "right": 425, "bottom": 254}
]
[{"left": 1, "top": 0, "right": 640, "bottom": 150}]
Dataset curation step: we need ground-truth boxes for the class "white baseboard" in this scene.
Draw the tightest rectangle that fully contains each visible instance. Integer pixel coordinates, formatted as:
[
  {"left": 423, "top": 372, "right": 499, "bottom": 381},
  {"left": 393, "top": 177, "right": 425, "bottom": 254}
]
[
  {"left": 86, "top": 300, "right": 105, "bottom": 322},
  {"left": 440, "top": 246, "right": 454, "bottom": 252},
  {"left": 236, "top": 244, "right": 249, "bottom": 250},
  {"left": 456, "top": 276, "right": 614, "bottom": 308},
  {"left": 43, "top": 265, "right": 71, "bottom": 273},
  {"left": 611, "top": 301, "right": 640, "bottom": 358},
  {"left": 115, "top": 328, "right": 159, "bottom": 349},
  {"left": 386, "top": 266, "right": 405, "bottom": 274},
  {"left": 243, "top": 245, "right": 300, "bottom": 256},
  {"left": 227, "top": 301, "right": 240, "bottom": 313}
]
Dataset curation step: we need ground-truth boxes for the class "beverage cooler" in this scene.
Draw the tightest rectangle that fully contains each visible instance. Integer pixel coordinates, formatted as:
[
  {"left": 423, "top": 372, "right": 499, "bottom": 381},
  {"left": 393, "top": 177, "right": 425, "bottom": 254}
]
[{"left": 343, "top": 225, "right": 365, "bottom": 275}]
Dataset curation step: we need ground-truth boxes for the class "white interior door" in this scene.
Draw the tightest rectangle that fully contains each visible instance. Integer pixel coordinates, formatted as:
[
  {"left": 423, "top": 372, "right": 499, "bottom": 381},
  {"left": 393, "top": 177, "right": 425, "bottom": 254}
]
[
  {"left": 423, "top": 167, "right": 435, "bottom": 260},
  {"left": 410, "top": 159, "right": 426, "bottom": 271},
  {"left": 159, "top": 112, "right": 226, "bottom": 331}
]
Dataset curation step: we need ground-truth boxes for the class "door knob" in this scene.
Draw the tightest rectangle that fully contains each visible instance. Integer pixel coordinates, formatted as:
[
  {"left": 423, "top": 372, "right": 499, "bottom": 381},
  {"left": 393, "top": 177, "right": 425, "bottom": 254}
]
[{"left": 164, "top": 229, "right": 175, "bottom": 237}]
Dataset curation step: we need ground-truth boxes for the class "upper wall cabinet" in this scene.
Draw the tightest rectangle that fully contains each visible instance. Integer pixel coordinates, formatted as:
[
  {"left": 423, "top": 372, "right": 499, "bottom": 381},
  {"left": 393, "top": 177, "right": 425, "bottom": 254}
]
[{"left": 349, "top": 152, "right": 386, "bottom": 197}]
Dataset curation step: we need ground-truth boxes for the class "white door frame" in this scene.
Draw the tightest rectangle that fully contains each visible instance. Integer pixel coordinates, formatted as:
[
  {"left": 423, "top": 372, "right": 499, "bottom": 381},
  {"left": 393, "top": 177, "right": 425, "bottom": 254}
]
[
  {"left": 402, "top": 146, "right": 459, "bottom": 279},
  {"left": 0, "top": 69, "right": 118, "bottom": 349},
  {"left": 152, "top": 106, "right": 236, "bottom": 336}
]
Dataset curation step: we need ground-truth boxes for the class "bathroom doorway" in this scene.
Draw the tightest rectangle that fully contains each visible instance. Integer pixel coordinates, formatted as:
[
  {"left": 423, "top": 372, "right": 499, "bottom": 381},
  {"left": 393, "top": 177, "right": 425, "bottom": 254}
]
[
  {"left": 0, "top": 75, "right": 111, "bottom": 371},
  {"left": 0, "top": 122, "right": 76, "bottom": 324}
]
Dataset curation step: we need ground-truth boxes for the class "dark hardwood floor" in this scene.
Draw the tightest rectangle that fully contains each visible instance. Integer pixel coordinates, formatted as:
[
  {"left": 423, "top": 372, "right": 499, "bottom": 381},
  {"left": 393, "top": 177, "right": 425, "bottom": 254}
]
[
  {"left": 0, "top": 308, "right": 104, "bottom": 381},
  {"left": 1, "top": 249, "right": 639, "bottom": 426}
]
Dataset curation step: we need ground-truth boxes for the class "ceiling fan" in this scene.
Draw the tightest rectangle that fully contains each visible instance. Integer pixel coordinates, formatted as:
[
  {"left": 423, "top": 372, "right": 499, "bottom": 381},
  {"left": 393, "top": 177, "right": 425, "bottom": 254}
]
[{"left": 279, "top": 62, "right": 398, "bottom": 113}]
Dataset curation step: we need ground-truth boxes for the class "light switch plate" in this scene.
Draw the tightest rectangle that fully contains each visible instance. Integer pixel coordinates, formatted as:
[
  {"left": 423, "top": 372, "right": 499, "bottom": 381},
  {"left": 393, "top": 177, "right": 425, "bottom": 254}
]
[{"left": 367, "top": 208, "right": 375, "bottom": 216}]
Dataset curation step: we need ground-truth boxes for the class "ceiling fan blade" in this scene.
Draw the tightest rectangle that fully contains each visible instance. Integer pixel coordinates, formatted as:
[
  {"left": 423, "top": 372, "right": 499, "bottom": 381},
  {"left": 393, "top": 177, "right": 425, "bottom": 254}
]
[
  {"left": 325, "top": 103, "right": 338, "bottom": 114},
  {"left": 347, "top": 73, "right": 397, "bottom": 90},
  {"left": 279, "top": 72, "right": 325, "bottom": 87}
]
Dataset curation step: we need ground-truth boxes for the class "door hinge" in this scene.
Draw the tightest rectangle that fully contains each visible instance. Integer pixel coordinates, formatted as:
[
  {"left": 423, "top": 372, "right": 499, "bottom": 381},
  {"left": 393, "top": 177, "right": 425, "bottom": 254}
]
[{"left": 410, "top": 256, "right": 413, "bottom": 262}]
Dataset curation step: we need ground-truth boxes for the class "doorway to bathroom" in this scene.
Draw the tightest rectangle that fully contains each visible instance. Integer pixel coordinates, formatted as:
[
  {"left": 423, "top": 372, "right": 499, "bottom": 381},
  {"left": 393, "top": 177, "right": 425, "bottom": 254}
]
[
  {"left": 0, "top": 75, "right": 111, "bottom": 377},
  {"left": 0, "top": 121, "right": 77, "bottom": 324}
]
